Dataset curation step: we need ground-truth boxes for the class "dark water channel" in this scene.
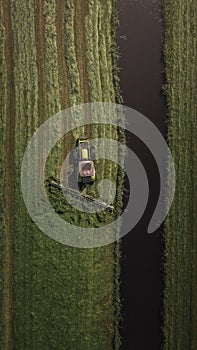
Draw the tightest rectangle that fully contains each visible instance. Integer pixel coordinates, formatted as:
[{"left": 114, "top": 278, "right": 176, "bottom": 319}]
[{"left": 117, "top": 1, "right": 166, "bottom": 349}]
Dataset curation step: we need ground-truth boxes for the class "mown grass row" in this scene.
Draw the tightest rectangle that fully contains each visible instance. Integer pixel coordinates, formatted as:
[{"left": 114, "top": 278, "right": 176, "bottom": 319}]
[
  {"left": 163, "top": 0, "right": 197, "bottom": 349},
  {"left": 64, "top": 0, "right": 82, "bottom": 107},
  {"left": 43, "top": 0, "right": 62, "bottom": 178},
  {"left": 0, "top": 1, "right": 6, "bottom": 346}
]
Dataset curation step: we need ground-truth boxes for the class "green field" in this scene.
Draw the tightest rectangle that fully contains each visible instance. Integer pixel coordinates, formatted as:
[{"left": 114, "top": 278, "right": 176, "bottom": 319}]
[
  {"left": 163, "top": 0, "right": 197, "bottom": 349},
  {"left": 0, "top": 1, "right": 123, "bottom": 349},
  {"left": 1, "top": 0, "right": 196, "bottom": 348}
]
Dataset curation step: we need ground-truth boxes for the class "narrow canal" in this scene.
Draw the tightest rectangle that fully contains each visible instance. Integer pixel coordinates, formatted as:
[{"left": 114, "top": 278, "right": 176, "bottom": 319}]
[{"left": 117, "top": 1, "right": 166, "bottom": 349}]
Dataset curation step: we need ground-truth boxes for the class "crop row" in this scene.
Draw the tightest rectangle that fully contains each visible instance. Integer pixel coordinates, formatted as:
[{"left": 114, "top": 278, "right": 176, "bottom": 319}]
[
  {"left": 163, "top": 0, "right": 197, "bottom": 349},
  {"left": 9, "top": 1, "right": 39, "bottom": 348},
  {"left": 0, "top": 0, "right": 6, "bottom": 346}
]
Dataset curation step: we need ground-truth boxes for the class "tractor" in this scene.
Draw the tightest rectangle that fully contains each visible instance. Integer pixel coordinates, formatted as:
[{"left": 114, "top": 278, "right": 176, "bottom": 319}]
[
  {"left": 74, "top": 138, "right": 96, "bottom": 184},
  {"left": 46, "top": 138, "right": 114, "bottom": 211}
]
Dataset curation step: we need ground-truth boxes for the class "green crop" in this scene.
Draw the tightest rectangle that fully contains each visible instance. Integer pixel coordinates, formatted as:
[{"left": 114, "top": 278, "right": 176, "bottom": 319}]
[{"left": 162, "top": 0, "right": 197, "bottom": 349}]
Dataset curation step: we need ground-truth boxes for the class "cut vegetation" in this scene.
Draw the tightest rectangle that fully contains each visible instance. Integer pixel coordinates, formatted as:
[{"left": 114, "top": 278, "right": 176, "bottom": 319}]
[{"left": 0, "top": 1, "right": 123, "bottom": 349}]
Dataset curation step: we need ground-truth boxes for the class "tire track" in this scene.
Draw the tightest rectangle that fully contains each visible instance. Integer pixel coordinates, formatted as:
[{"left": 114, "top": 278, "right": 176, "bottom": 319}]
[
  {"left": 74, "top": 0, "right": 89, "bottom": 104},
  {"left": 2, "top": 1, "right": 15, "bottom": 348},
  {"left": 55, "top": 0, "right": 69, "bottom": 110},
  {"left": 74, "top": 0, "right": 92, "bottom": 139},
  {"left": 34, "top": 0, "right": 45, "bottom": 124},
  {"left": 34, "top": 0, "right": 46, "bottom": 189}
]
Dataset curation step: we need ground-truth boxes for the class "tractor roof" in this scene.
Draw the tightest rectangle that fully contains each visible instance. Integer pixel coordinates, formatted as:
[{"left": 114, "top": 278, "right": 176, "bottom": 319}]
[{"left": 79, "top": 160, "right": 95, "bottom": 177}]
